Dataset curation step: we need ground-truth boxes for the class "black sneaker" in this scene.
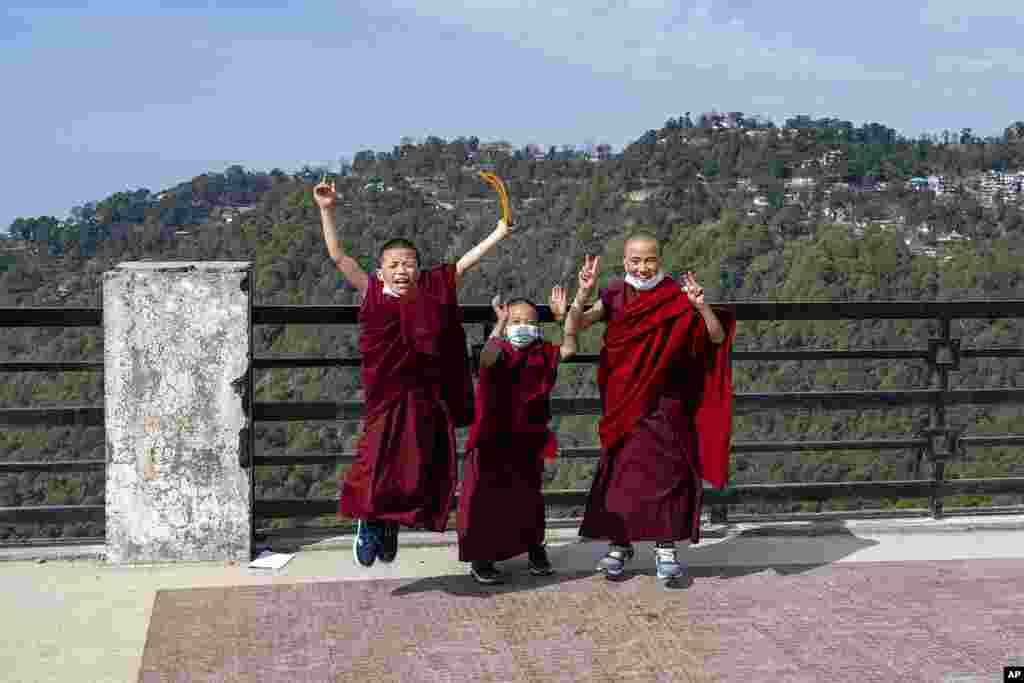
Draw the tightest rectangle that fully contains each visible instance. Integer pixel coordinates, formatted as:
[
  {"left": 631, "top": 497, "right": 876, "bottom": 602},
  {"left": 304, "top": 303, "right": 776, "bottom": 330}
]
[
  {"left": 527, "top": 544, "right": 554, "bottom": 576},
  {"left": 353, "top": 519, "right": 382, "bottom": 568},
  {"left": 470, "top": 561, "right": 503, "bottom": 585},
  {"left": 378, "top": 520, "right": 399, "bottom": 563}
]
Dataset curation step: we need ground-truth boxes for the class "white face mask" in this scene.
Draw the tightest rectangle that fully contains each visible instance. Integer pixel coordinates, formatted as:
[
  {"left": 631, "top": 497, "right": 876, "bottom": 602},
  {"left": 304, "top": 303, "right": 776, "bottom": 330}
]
[
  {"left": 506, "top": 323, "right": 540, "bottom": 348},
  {"left": 624, "top": 270, "right": 666, "bottom": 291}
]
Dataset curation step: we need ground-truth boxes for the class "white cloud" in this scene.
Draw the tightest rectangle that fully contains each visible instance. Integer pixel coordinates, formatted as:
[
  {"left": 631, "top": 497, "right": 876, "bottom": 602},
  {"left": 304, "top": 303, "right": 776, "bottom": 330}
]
[
  {"left": 380, "top": 1, "right": 908, "bottom": 84},
  {"left": 920, "top": 0, "right": 1022, "bottom": 31},
  {"left": 934, "top": 48, "right": 1024, "bottom": 75}
]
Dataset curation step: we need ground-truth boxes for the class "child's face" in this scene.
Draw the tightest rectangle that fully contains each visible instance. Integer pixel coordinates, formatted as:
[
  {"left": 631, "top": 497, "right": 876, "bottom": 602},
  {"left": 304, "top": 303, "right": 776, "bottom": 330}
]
[
  {"left": 379, "top": 248, "right": 419, "bottom": 295},
  {"left": 507, "top": 303, "right": 539, "bottom": 326}
]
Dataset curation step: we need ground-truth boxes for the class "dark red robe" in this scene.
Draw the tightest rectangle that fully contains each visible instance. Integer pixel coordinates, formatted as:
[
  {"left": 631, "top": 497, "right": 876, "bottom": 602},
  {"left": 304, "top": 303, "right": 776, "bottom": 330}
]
[
  {"left": 579, "top": 277, "right": 736, "bottom": 544},
  {"left": 456, "top": 339, "right": 560, "bottom": 562},
  {"left": 339, "top": 264, "right": 474, "bottom": 532}
]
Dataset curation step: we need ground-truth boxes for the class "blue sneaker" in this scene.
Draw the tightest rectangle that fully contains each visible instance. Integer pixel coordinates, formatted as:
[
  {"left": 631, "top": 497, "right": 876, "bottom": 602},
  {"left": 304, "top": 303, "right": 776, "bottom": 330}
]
[
  {"left": 353, "top": 519, "right": 382, "bottom": 568},
  {"left": 654, "top": 543, "right": 686, "bottom": 585},
  {"left": 378, "top": 520, "right": 399, "bottom": 563}
]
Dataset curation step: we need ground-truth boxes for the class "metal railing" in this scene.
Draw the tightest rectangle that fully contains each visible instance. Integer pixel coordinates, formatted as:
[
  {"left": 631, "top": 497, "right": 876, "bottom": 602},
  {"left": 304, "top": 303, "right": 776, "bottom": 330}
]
[{"left": 2, "top": 300, "right": 1024, "bottom": 547}]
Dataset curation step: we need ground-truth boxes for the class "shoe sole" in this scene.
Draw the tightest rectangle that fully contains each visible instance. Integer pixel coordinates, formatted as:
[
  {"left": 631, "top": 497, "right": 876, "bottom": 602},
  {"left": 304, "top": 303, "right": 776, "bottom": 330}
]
[
  {"left": 660, "top": 574, "right": 691, "bottom": 590},
  {"left": 471, "top": 571, "right": 502, "bottom": 585}
]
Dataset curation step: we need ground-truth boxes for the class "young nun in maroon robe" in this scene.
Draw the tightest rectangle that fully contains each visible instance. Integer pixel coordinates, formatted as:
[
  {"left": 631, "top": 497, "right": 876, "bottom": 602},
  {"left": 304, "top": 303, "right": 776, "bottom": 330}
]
[
  {"left": 456, "top": 286, "right": 580, "bottom": 584},
  {"left": 570, "top": 238, "right": 736, "bottom": 585},
  {"left": 314, "top": 177, "right": 515, "bottom": 568}
]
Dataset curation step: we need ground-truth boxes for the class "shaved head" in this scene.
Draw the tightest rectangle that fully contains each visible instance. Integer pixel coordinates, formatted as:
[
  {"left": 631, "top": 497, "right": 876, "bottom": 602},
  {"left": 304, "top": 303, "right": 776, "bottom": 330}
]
[{"left": 624, "top": 231, "right": 660, "bottom": 256}]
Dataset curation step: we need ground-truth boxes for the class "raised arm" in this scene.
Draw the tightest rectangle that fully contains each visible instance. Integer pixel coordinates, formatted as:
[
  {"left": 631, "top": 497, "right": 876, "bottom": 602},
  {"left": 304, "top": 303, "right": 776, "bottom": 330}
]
[
  {"left": 455, "top": 219, "right": 512, "bottom": 288},
  {"left": 478, "top": 295, "right": 508, "bottom": 369},
  {"left": 682, "top": 271, "right": 725, "bottom": 344},
  {"left": 571, "top": 255, "right": 605, "bottom": 332},
  {"left": 555, "top": 285, "right": 580, "bottom": 360},
  {"left": 315, "top": 180, "right": 368, "bottom": 298}
]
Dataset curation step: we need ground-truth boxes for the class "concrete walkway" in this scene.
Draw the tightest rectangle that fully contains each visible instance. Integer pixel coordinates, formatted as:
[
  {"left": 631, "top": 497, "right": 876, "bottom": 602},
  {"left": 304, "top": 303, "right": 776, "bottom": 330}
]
[{"left": 4, "top": 515, "right": 1024, "bottom": 683}]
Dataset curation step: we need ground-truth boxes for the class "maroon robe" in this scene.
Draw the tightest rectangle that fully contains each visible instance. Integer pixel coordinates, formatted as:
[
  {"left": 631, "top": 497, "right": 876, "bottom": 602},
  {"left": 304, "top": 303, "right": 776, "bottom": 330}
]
[
  {"left": 456, "top": 339, "right": 560, "bottom": 562},
  {"left": 579, "top": 277, "right": 736, "bottom": 544},
  {"left": 339, "top": 264, "right": 474, "bottom": 532}
]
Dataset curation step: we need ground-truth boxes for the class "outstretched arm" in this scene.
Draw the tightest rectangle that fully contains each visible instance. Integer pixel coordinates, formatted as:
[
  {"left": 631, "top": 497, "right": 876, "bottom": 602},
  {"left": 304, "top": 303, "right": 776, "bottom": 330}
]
[
  {"left": 315, "top": 180, "right": 368, "bottom": 298},
  {"left": 455, "top": 219, "right": 511, "bottom": 288}
]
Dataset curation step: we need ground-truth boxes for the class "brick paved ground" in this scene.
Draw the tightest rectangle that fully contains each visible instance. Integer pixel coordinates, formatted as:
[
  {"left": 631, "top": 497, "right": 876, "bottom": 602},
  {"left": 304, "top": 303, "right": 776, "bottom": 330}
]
[{"left": 139, "top": 558, "right": 1024, "bottom": 682}]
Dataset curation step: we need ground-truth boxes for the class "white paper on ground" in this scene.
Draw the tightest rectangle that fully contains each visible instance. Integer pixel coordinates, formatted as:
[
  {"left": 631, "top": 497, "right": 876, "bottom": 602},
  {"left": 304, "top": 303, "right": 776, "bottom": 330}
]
[{"left": 247, "top": 551, "right": 295, "bottom": 570}]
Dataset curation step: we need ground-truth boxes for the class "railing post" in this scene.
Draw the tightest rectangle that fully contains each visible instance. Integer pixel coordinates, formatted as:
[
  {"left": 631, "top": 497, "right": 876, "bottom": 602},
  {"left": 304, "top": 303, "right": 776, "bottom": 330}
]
[
  {"left": 710, "top": 502, "right": 729, "bottom": 524},
  {"left": 103, "top": 261, "right": 253, "bottom": 564},
  {"left": 923, "top": 316, "right": 961, "bottom": 519}
]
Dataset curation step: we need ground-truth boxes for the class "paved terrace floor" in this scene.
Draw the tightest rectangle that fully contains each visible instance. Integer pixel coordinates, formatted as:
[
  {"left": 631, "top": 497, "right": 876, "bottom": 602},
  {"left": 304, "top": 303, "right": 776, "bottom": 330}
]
[{"left": 3, "top": 515, "right": 1024, "bottom": 683}]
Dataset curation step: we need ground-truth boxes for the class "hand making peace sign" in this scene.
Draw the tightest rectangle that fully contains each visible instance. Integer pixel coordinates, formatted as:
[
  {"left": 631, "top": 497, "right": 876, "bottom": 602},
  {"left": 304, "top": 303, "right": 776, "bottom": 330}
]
[
  {"left": 681, "top": 271, "right": 705, "bottom": 307},
  {"left": 577, "top": 255, "right": 601, "bottom": 295}
]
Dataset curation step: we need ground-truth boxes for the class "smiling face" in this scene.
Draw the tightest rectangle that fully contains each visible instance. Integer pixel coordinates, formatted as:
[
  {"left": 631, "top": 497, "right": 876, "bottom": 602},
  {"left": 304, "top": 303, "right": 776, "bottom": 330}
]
[
  {"left": 623, "top": 236, "right": 661, "bottom": 281},
  {"left": 379, "top": 247, "right": 419, "bottom": 295}
]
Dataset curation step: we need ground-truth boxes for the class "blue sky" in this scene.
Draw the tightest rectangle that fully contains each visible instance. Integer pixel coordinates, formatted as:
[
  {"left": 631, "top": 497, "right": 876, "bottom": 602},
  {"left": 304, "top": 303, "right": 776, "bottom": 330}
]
[{"left": 2, "top": 0, "right": 1024, "bottom": 232}]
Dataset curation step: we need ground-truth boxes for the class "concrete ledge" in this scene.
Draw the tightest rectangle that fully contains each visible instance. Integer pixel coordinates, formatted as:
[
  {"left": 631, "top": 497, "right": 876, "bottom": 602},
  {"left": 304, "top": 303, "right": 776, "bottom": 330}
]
[
  {"left": 282, "top": 513, "right": 1024, "bottom": 552},
  {"left": 5, "top": 514, "right": 1024, "bottom": 563}
]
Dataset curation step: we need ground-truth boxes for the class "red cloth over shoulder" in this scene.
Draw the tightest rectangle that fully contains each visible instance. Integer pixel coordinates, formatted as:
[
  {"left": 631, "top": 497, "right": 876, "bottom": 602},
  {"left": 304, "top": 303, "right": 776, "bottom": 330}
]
[{"left": 597, "top": 277, "right": 736, "bottom": 489}]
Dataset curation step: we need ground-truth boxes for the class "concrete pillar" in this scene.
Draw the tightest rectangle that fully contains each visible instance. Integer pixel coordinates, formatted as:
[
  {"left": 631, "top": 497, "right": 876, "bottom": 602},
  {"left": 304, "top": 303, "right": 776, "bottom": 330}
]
[{"left": 103, "top": 262, "right": 252, "bottom": 564}]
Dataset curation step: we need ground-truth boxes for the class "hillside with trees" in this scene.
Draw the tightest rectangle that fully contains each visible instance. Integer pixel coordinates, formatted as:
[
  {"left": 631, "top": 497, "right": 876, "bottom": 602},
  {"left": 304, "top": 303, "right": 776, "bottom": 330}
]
[{"left": 2, "top": 112, "right": 1024, "bottom": 542}]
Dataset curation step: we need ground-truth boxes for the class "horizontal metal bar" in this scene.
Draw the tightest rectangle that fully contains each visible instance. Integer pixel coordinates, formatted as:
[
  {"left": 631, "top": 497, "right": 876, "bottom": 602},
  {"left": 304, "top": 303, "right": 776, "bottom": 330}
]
[
  {"left": 0, "top": 505, "right": 105, "bottom": 524},
  {"left": 725, "top": 301, "right": 1024, "bottom": 320},
  {"left": 0, "top": 361, "right": 103, "bottom": 372},
  {"left": 0, "top": 460, "right": 105, "bottom": 473},
  {"left": 252, "top": 349, "right": 944, "bottom": 370},
  {"left": 0, "top": 308, "right": 102, "bottom": 327},
  {"left": 732, "top": 349, "right": 929, "bottom": 361},
  {"left": 960, "top": 348, "right": 1024, "bottom": 359},
  {"left": 252, "top": 301, "right": 1024, "bottom": 325},
  {"left": 0, "top": 537, "right": 105, "bottom": 549},
  {"left": 5, "top": 302, "right": 1024, "bottom": 332},
  {"left": 960, "top": 434, "right": 1024, "bottom": 447},
  {"left": 253, "top": 490, "right": 588, "bottom": 518},
  {"left": 0, "top": 406, "right": 104, "bottom": 427},
  {"left": 253, "top": 389, "right": 1024, "bottom": 422},
  {"left": 254, "top": 355, "right": 360, "bottom": 369},
  {"left": 255, "top": 439, "right": 929, "bottom": 467},
  {"left": 250, "top": 349, "right": 1024, "bottom": 371},
  {"left": 731, "top": 438, "right": 927, "bottom": 453},
  {"left": 943, "top": 477, "right": 1024, "bottom": 496}
]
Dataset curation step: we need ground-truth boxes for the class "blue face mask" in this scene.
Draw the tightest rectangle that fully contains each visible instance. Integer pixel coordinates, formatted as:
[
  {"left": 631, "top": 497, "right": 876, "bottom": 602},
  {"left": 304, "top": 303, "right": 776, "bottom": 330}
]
[{"left": 507, "top": 323, "right": 540, "bottom": 348}]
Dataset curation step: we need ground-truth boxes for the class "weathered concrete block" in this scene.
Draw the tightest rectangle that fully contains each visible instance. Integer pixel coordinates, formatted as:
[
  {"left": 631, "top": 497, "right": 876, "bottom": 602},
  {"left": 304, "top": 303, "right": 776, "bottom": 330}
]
[{"left": 103, "top": 262, "right": 251, "bottom": 564}]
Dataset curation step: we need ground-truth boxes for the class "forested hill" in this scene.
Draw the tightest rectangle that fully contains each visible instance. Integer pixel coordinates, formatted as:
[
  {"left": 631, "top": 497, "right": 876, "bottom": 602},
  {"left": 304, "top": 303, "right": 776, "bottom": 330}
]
[{"left": 2, "top": 114, "right": 1024, "bottom": 540}]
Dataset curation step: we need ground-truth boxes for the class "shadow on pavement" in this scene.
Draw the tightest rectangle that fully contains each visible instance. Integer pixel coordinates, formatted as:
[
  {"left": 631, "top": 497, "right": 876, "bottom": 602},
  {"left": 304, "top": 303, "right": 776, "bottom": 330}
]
[{"left": 391, "top": 525, "right": 880, "bottom": 596}]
